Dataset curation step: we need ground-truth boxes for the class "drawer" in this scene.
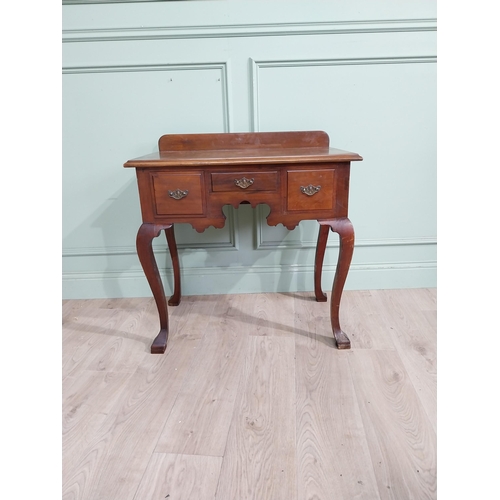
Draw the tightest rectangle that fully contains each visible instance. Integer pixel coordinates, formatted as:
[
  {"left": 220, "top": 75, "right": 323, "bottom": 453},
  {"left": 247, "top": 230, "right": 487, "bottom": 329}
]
[
  {"left": 211, "top": 171, "right": 278, "bottom": 192},
  {"left": 287, "top": 169, "right": 336, "bottom": 211},
  {"left": 152, "top": 172, "right": 204, "bottom": 216}
]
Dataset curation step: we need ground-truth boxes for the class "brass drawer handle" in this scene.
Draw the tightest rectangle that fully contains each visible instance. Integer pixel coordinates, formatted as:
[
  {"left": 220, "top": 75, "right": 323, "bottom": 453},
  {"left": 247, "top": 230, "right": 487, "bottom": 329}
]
[
  {"left": 234, "top": 177, "right": 254, "bottom": 189},
  {"left": 300, "top": 184, "right": 321, "bottom": 196},
  {"left": 168, "top": 189, "right": 189, "bottom": 200}
]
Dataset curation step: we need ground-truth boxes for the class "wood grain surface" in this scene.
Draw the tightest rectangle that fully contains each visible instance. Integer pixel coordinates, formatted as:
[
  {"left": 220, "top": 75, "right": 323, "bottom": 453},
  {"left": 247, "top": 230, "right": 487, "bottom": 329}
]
[
  {"left": 349, "top": 350, "right": 437, "bottom": 500},
  {"left": 62, "top": 289, "right": 437, "bottom": 500},
  {"left": 294, "top": 293, "right": 380, "bottom": 500},
  {"left": 215, "top": 335, "right": 297, "bottom": 500},
  {"left": 133, "top": 453, "right": 222, "bottom": 500},
  {"left": 156, "top": 295, "right": 250, "bottom": 457}
]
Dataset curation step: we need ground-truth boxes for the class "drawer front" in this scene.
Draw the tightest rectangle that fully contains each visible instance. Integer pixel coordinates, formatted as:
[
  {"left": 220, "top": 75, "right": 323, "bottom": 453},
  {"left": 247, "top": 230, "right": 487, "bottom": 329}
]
[
  {"left": 152, "top": 172, "right": 204, "bottom": 216},
  {"left": 211, "top": 171, "right": 278, "bottom": 192},
  {"left": 287, "top": 169, "right": 336, "bottom": 211}
]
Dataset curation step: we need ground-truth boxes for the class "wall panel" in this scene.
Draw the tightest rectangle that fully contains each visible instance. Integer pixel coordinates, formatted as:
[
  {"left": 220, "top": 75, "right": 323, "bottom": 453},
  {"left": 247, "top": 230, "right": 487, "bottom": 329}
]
[{"left": 62, "top": 0, "right": 437, "bottom": 299}]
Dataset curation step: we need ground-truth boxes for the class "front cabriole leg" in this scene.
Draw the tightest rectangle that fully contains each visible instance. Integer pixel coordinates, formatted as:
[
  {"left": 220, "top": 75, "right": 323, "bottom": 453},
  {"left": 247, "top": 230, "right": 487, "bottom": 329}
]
[
  {"left": 136, "top": 223, "right": 171, "bottom": 354},
  {"left": 322, "top": 218, "right": 355, "bottom": 349}
]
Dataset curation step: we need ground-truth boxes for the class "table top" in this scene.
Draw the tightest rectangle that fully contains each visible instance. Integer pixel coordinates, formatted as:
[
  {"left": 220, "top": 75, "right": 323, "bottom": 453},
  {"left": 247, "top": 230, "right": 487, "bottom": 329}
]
[
  {"left": 123, "top": 147, "right": 363, "bottom": 168},
  {"left": 124, "top": 131, "right": 362, "bottom": 168}
]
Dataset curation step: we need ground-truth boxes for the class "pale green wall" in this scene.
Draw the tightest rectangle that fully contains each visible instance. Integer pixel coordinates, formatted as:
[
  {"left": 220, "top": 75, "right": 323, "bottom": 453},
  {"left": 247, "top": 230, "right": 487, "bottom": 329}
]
[{"left": 62, "top": 0, "right": 437, "bottom": 299}]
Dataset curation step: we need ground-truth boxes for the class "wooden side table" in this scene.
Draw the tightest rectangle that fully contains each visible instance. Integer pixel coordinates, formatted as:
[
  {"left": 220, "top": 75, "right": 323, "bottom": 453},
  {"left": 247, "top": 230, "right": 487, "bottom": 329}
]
[{"left": 124, "top": 131, "right": 362, "bottom": 353}]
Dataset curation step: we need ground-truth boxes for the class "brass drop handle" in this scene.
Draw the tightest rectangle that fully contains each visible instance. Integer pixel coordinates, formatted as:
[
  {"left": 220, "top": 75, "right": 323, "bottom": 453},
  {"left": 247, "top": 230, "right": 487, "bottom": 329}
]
[
  {"left": 300, "top": 184, "right": 321, "bottom": 196},
  {"left": 234, "top": 177, "right": 254, "bottom": 189},
  {"left": 168, "top": 189, "right": 189, "bottom": 200}
]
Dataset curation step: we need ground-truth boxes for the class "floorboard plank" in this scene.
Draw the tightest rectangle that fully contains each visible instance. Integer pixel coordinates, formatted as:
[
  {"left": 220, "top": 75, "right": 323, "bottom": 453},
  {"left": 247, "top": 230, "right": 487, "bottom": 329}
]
[
  {"left": 349, "top": 350, "right": 437, "bottom": 500},
  {"left": 251, "top": 292, "right": 297, "bottom": 338},
  {"left": 294, "top": 294, "right": 381, "bottom": 500},
  {"left": 341, "top": 290, "right": 398, "bottom": 350},
  {"left": 215, "top": 336, "right": 297, "bottom": 500},
  {"left": 133, "top": 453, "right": 223, "bottom": 500},
  {"left": 371, "top": 290, "right": 437, "bottom": 432},
  {"left": 155, "top": 295, "right": 249, "bottom": 457},
  {"left": 62, "top": 306, "right": 210, "bottom": 500}
]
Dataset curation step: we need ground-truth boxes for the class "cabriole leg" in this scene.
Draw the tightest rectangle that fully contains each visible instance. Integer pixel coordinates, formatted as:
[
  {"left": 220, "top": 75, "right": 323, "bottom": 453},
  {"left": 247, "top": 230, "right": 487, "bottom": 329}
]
[
  {"left": 320, "top": 218, "right": 355, "bottom": 349},
  {"left": 136, "top": 223, "right": 171, "bottom": 354}
]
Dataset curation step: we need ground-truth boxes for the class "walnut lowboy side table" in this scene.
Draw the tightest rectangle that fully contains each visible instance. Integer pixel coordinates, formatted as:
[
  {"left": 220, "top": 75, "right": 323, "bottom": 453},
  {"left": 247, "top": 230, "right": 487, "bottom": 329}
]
[{"left": 124, "top": 131, "right": 362, "bottom": 354}]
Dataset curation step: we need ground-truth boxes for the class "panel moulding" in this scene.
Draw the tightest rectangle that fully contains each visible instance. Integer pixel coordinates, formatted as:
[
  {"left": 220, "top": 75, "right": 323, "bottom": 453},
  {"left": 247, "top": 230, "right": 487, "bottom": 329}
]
[
  {"left": 62, "top": 260, "right": 437, "bottom": 299},
  {"left": 250, "top": 55, "right": 437, "bottom": 132},
  {"left": 253, "top": 207, "right": 436, "bottom": 250},
  {"left": 63, "top": 206, "right": 239, "bottom": 258},
  {"left": 62, "top": 18, "right": 437, "bottom": 42},
  {"left": 63, "top": 61, "right": 232, "bottom": 133}
]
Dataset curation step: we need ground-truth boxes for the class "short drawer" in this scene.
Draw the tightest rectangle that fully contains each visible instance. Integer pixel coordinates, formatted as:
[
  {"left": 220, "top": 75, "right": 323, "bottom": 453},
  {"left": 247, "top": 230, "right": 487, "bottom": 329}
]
[
  {"left": 152, "top": 172, "right": 204, "bottom": 216},
  {"left": 287, "top": 169, "right": 336, "bottom": 211},
  {"left": 211, "top": 171, "right": 278, "bottom": 192}
]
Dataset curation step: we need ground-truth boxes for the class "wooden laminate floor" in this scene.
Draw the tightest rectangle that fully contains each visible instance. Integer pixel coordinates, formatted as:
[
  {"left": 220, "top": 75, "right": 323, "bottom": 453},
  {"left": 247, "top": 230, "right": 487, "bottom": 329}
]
[{"left": 62, "top": 288, "right": 437, "bottom": 500}]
